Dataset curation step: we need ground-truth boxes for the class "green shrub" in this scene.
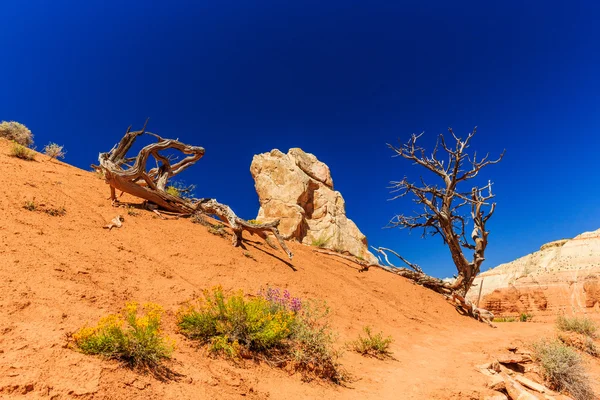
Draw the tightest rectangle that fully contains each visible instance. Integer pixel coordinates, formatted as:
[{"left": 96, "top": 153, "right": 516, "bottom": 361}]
[
  {"left": 11, "top": 142, "right": 36, "bottom": 160},
  {"left": 178, "top": 286, "right": 296, "bottom": 356},
  {"left": 350, "top": 326, "right": 394, "bottom": 359},
  {"left": 532, "top": 339, "right": 594, "bottom": 400},
  {"left": 520, "top": 313, "right": 533, "bottom": 322},
  {"left": 43, "top": 142, "right": 66, "bottom": 160},
  {"left": 165, "top": 181, "right": 196, "bottom": 199},
  {"left": 0, "top": 121, "right": 33, "bottom": 146},
  {"left": 165, "top": 186, "right": 181, "bottom": 197},
  {"left": 178, "top": 286, "right": 346, "bottom": 383},
  {"left": 493, "top": 316, "right": 516, "bottom": 323},
  {"left": 556, "top": 315, "right": 597, "bottom": 338},
  {"left": 71, "top": 302, "right": 174, "bottom": 370},
  {"left": 208, "top": 223, "right": 227, "bottom": 237},
  {"left": 23, "top": 199, "right": 37, "bottom": 211}
]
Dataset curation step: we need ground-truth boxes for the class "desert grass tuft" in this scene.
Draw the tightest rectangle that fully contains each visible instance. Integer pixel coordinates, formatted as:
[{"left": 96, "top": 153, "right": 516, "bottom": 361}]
[
  {"left": 532, "top": 339, "right": 595, "bottom": 400},
  {"left": 350, "top": 326, "right": 394, "bottom": 359},
  {"left": 11, "top": 142, "right": 36, "bottom": 160},
  {"left": 556, "top": 315, "right": 597, "bottom": 338}
]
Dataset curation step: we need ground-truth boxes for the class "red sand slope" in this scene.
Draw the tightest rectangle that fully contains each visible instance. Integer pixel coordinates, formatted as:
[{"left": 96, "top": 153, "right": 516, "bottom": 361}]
[{"left": 0, "top": 138, "right": 594, "bottom": 399}]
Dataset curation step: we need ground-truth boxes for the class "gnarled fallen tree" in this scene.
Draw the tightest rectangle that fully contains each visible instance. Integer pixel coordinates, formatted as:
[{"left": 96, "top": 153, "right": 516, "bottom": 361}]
[{"left": 96, "top": 122, "right": 292, "bottom": 259}]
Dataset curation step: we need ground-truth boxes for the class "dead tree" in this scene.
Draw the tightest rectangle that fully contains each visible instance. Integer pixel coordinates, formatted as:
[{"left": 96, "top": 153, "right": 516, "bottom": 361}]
[
  {"left": 387, "top": 127, "right": 504, "bottom": 296},
  {"left": 97, "top": 122, "right": 293, "bottom": 259}
]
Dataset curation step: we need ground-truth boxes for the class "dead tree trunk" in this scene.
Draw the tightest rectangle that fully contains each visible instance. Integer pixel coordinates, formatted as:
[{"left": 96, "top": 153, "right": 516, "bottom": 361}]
[
  {"left": 97, "top": 122, "right": 293, "bottom": 259},
  {"left": 387, "top": 127, "right": 504, "bottom": 296}
]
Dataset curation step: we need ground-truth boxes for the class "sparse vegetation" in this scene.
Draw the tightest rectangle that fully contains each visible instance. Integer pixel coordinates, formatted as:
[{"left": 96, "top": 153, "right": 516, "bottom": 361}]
[
  {"left": 556, "top": 315, "right": 597, "bottom": 338},
  {"left": 493, "top": 316, "right": 516, "bottom": 323},
  {"left": 177, "top": 286, "right": 346, "bottom": 383},
  {"left": 350, "top": 326, "right": 394, "bottom": 359},
  {"left": 558, "top": 332, "right": 599, "bottom": 357},
  {"left": 208, "top": 223, "right": 227, "bottom": 237},
  {"left": 71, "top": 302, "right": 174, "bottom": 370},
  {"left": 165, "top": 186, "right": 181, "bottom": 197},
  {"left": 311, "top": 235, "right": 331, "bottom": 248},
  {"left": 0, "top": 121, "right": 33, "bottom": 146},
  {"left": 11, "top": 142, "right": 36, "bottom": 160},
  {"left": 519, "top": 312, "right": 533, "bottom": 322},
  {"left": 243, "top": 251, "right": 255, "bottom": 260},
  {"left": 43, "top": 143, "right": 66, "bottom": 160},
  {"left": 23, "top": 198, "right": 37, "bottom": 211},
  {"left": 532, "top": 339, "right": 594, "bottom": 400},
  {"left": 165, "top": 181, "right": 196, "bottom": 200},
  {"left": 127, "top": 206, "right": 139, "bottom": 217},
  {"left": 45, "top": 206, "right": 66, "bottom": 217}
]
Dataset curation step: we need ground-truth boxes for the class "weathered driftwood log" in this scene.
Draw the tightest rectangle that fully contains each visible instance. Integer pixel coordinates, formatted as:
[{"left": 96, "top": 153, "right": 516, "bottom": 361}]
[{"left": 97, "top": 122, "right": 293, "bottom": 259}]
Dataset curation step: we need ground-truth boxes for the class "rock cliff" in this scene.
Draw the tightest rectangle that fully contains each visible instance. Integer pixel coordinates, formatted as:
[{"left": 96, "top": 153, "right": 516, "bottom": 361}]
[
  {"left": 467, "top": 228, "right": 600, "bottom": 315},
  {"left": 250, "top": 148, "right": 377, "bottom": 263}
]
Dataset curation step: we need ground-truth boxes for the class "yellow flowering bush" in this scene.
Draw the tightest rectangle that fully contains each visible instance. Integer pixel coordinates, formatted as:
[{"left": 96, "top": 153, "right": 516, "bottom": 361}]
[
  {"left": 178, "top": 286, "right": 347, "bottom": 383},
  {"left": 72, "top": 302, "right": 174, "bottom": 369},
  {"left": 178, "top": 286, "right": 295, "bottom": 357}
]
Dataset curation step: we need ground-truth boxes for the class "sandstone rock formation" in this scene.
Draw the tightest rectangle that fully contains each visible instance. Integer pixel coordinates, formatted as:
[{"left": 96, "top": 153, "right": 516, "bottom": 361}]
[
  {"left": 250, "top": 148, "right": 378, "bottom": 263},
  {"left": 467, "top": 228, "right": 600, "bottom": 315}
]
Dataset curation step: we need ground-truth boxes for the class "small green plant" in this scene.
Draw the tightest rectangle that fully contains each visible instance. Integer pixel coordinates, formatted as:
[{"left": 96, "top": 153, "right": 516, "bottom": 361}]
[
  {"left": 165, "top": 186, "right": 181, "bottom": 197},
  {"left": 71, "top": 302, "right": 174, "bottom": 370},
  {"left": 43, "top": 143, "right": 66, "bottom": 160},
  {"left": 23, "top": 198, "right": 37, "bottom": 211},
  {"left": 45, "top": 206, "right": 66, "bottom": 217},
  {"left": 532, "top": 339, "right": 594, "bottom": 400},
  {"left": 0, "top": 121, "right": 33, "bottom": 146},
  {"left": 178, "top": 286, "right": 346, "bottom": 383},
  {"left": 127, "top": 207, "right": 139, "bottom": 217},
  {"left": 556, "top": 315, "right": 597, "bottom": 338},
  {"left": 520, "top": 313, "right": 533, "bottom": 322},
  {"left": 11, "top": 142, "right": 36, "bottom": 160},
  {"left": 493, "top": 316, "right": 516, "bottom": 323},
  {"left": 246, "top": 219, "right": 261, "bottom": 225},
  {"left": 311, "top": 235, "right": 331, "bottom": 248},
  {"left": 350, "top": 326, "right": 394, "bottom": 359},
  {"left": 208, "top": 223, "right": 227, "bottom": 237},
  {"left": 165, "top": 181, "right": 196, "bottom": 200},
  {"left": 243, "top": 251, "right": 256, "bottom": 260}
]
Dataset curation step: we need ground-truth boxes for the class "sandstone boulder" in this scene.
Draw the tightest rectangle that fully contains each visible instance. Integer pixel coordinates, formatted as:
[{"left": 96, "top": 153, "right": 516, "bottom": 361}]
[{"left": 250, "top": 148, "right": 377, "bottom": 263}]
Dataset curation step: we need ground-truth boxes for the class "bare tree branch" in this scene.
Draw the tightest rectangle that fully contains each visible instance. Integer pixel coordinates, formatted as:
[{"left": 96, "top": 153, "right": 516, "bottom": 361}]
[
  {"left": 387, "top": 127, "right": 504, "bottom": 296},
  {"left": 98, "top": 122, "right": 293, "bottom": 259}
]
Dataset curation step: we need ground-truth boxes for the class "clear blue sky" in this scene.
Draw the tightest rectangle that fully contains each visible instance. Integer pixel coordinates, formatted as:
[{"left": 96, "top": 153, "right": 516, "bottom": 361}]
[{"left": 2, "top": 1, "right": 599, "bottom": 278}]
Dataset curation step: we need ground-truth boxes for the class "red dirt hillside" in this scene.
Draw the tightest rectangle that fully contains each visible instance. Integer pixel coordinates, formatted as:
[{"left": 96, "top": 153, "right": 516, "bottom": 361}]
[{"left": 0, "top": 138, "right": 578, "bottom": 399}]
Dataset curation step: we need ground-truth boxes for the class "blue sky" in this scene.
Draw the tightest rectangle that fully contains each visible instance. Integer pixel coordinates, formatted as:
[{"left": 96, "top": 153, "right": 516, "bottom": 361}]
[{"left": 2, "top": 1, "right": 599, "bottom": 277}]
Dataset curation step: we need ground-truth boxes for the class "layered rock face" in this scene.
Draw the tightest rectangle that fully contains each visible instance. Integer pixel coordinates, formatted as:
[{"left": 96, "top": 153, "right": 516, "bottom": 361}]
[
  {"left": 467, "top": 229, "right": 600, "bottom": 315},
  {"left": 250, "top": 148, "right": 378, "bottom": 263}
]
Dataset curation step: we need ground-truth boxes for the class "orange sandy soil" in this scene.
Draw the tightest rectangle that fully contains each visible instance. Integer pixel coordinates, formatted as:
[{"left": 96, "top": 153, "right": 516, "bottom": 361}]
[{"left": 1, "top": 138, "right": 599, "bottom": 399}]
